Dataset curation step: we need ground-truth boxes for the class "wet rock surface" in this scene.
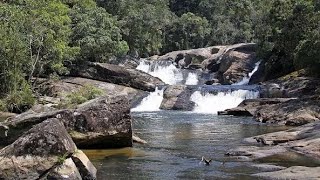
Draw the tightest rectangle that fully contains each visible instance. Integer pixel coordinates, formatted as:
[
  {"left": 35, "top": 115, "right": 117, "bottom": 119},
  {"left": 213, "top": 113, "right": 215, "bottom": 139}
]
[{"left": 160, "top": 85, "right": 195, "bottom": 111}]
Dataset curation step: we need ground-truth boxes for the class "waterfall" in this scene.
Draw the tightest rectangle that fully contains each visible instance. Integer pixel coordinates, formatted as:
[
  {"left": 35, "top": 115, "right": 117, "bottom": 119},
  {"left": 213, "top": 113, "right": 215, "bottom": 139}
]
[
  {"left": 190, "top": 89, "right": 259, "bottom": 114},
  {"left": 136, "top": 61, "right": 183, "bottom": 85},
  {"left": 185, "top": 73, "right": 199, "bottom": 85},
  {"left": 233, "top": 61, "right": 261, "bottom": 85},
  {"left": 131, "top": 87, "right": 164, "bottom": 112}
]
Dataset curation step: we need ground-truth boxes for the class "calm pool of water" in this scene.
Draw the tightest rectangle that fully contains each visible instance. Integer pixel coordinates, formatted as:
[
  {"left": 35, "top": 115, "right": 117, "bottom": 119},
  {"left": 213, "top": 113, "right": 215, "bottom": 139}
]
[{"left": 84, "top": 111, "right": 320, "bottom": 180}]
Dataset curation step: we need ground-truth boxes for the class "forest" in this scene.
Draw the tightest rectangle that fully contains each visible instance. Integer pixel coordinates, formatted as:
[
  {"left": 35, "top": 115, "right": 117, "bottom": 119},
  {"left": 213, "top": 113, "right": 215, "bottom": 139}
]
[{"left": 0, "top": 0, "right": 319, "bottom": 112}]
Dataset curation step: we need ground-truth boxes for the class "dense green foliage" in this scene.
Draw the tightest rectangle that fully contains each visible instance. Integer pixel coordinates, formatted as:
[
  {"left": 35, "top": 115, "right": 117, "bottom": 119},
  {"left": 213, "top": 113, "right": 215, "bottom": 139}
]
[{"left": 0, "top": 0, "right": 319, "bottom": 112}]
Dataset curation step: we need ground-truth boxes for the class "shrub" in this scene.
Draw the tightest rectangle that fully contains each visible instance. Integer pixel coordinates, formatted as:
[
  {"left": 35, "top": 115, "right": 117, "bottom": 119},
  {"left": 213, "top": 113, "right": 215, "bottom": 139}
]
[
  {"left": 59, "top": 85, "right": 104, "bottom": 108},
  {"left": 4, "top": 83, "right": 36, "bottom": 113},
  {"left": 0, "top": 100, "right": 7, "bottom": 112}
]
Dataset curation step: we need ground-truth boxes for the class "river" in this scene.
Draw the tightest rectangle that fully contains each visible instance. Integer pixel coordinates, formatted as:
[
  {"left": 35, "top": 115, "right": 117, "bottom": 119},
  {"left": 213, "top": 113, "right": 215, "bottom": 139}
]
[
  {"left": 84, "top": 111, "right": 320, "bottom": 179},
  {"left": 85, "top": 60, "right": 320, "bottom": 179}
]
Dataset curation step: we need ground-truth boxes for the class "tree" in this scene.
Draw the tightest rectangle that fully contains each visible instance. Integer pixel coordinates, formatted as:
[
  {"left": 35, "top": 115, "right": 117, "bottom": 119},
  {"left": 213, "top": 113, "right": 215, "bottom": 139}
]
[
  {"left": 70, "top": 4, "right": 128, "bottom": 62},
  {"left": 294, "top": 11, "right": 320, "bottom": 75},
  {"left": 98, "top": 0, "right": 174, "bottom": 56},
  {"left": 162, "top": 12, "right": 211, "bottom": 52}
]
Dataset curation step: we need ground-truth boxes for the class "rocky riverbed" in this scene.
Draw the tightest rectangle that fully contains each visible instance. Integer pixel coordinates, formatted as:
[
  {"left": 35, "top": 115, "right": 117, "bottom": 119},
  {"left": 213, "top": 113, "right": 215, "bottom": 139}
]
[{"left": 0, "top": 43, "right": 319, "bottom": 179}]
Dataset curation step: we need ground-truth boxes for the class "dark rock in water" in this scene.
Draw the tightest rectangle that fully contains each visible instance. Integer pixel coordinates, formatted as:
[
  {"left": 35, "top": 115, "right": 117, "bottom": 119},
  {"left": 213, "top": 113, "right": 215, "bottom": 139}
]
[
  {"left": 218, "top": 110, "right": 252, "bottom": 116},
  {"left": 205, "top": 79, "right": 220, "bottom": 85},
  {"left": 0, "top": 119, "right": 96, "bottom": 179},
  {"left": 160, "top": 85, "right": 195, "bottom": 111},
  {"left": 38, "top": 77, "right": 147, "bottom": 108},
  {"left": 71, "top": 62, "right": 164, "bottom": 91},
  {"left": 0, "top": 95, "right": 133, "bottom": 149}
]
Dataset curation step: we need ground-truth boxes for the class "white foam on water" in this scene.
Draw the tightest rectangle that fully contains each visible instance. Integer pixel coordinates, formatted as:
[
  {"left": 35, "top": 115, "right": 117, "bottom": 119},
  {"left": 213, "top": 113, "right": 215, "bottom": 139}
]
[
  {"left": 233, "top": 61, "right": 261, "bottom": 85},
  {"left": 185, "top": 73, "right": 199, "bottom": 85},
  {"left": 131, "top": 87, "right": 164, "bottom": 112},
  {"left": 190, "top": 90, "right": 259, "bottom": 114},
  {"left": 136, "top": 61, "right": 183, "bottom": 85}
]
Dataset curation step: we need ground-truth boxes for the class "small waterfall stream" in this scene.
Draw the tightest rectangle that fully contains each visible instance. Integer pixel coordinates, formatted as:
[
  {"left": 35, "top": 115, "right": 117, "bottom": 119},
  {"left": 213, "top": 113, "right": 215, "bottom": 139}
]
[
  {"left": 233, "top": 61, "right": 261, "bottom": 85},
  {"left": 131, "top": 87, "right": 164, "bottom": 112},
  {"left": 136, "top": 60, "right": 183, "bottom": 85}
]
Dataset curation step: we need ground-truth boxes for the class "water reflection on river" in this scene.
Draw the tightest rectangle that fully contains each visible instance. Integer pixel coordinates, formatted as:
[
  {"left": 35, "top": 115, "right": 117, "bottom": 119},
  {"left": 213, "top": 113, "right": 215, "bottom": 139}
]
[{"left": 84, "top": 111, "right": 319, "bottom": 179}]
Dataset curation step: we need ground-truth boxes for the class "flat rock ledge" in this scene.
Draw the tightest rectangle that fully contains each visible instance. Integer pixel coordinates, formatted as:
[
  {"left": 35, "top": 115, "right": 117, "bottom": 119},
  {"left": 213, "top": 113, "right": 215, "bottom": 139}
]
[
  {"left": 219, "top": 97, "right": 320, "bottom": 126},
  {"left": 253, "top": 166, "right": 320, "bottom": 180},
  {"left": 226, "top": 122, "right": 320, "bottom": 179}
]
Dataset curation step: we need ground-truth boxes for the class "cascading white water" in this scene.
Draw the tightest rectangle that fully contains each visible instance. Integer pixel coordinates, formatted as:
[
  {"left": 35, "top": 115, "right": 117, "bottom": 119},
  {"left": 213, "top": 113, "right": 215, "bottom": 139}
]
[
  {"left": 233, "top": 61, "right": 261, "bottom": 85},
  {"left": 185, "top": 73, "right": 199, "bottom": 85},
  {"left": 190, "top": 90, "right": 259, "bottom": 114},
  {"left": 136, "top": 61, "right": 183, "bottom": 85},
  {"left": 131, "top": 87, "right": 164, "bottom": 112}
]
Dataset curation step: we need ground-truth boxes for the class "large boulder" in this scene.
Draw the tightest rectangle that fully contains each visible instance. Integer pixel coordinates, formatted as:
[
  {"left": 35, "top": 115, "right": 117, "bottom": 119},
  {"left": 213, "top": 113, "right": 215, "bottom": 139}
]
[
  {"left": 0, "top": 119, "right": 96, "bottom": 179},
  {"left": 254, "top": 97, "right": 320, "bottom": 126},
  {"left": 219, "top": 51, "right": 257, "bottom": 84},
  {"left": 71, "top": 62, "right": 164, "bottom": 91},
  {"left": 0, "top": 95, "right": 133, "bottom": 149},
  {"left": 160, "top": 85, "right": 195, "bottom": 111},
  {"left": 259, "top": 71, "right": 320, "bottom": 98}
]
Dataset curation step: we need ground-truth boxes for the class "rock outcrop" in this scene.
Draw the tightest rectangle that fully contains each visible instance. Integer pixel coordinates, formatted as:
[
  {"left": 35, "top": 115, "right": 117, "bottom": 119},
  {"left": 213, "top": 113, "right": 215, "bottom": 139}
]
[
  {"left": 147, "top": 43, "right": 258, "bottom": 85},
  {"left": 71, "top": 62, "right": 164, "bottom": 91},
  {"left": 226, "top": 122, "right": 320, "bottom": 168},
  {"left": 38, "top": 77, "right": 147, "bottom": 108},
  {"left": 220, "top": 97, "right": 320, "bottom": 125},
  {"left": 218, "top": 49, "right": 257, "bottom": 84},
  {"left": 0, "top": 95, "right": 133, "bottom": 149},
  {"left": 160, "top": 85, "right": 195, "bottom": 111},
  {"left": 0, "top": 119, "right": 96, "bottom": 179},
  {"left": 259, "top": 71, "right": 320, "bottom": 98}
]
